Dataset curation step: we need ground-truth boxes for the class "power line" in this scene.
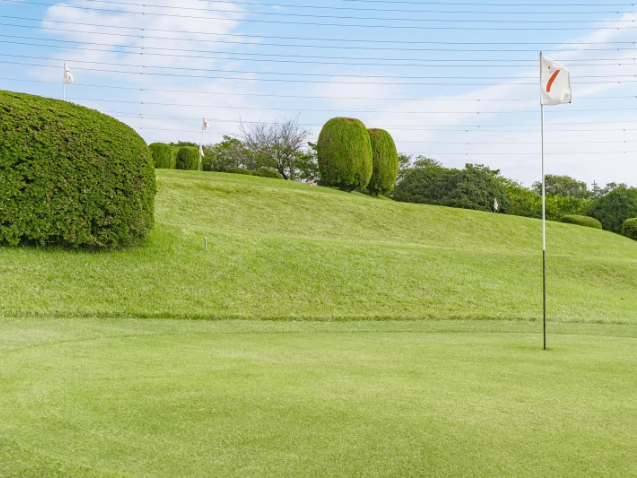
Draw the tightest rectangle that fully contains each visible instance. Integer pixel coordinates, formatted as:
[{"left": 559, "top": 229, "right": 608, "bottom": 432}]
[
  {"left": 5, "top": 0, "right": 637, "bottom": 25},
  {"left": 135, "top": 125, "right": 637, "bottom": 134},
  {"left": 17, "top": 0, "right": 637, "bottom": 16},
  {"left": 5, "top": 60, "right": 637, "bottom": 86},
  {"left": 2, "top": 36, "right": 637, "bottom": 68},
  {"left": 45, "top": 94, "right": 637, "bottom": 114},
  {"left": 4, "top": 18, "right": 637, "bottom": 52},
  {"left": 8, "top": 53, "right": 637, "bottom": 81},
  {"left": 3, "top": 77, "right": 637, "bottom": 103},
  {"left": 340, "top": 0, "right": 636, "bottom": 6},
  {"left": 99, "top": 111, "right": 637, "bottom": 128}
]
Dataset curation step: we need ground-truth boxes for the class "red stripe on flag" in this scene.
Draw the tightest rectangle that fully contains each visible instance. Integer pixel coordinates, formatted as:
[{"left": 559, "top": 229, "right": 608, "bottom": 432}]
[{"left": 546, "top": 70, "right": 560, "bottom": 93}]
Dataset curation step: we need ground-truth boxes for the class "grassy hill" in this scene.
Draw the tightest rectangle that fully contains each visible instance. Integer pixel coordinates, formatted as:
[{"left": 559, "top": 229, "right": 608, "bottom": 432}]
[
  {"left": 3, "top": 170, "right": 637, "bottom": 476},
  {"left": 1, "top": 169, "right": 636, "bottom": 322}
]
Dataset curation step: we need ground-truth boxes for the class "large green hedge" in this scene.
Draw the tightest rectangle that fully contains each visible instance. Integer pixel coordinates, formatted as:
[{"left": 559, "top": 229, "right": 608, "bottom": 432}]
[
  {"left": 622, "top": 218, "right": 637, "bottom": 240},
  {"left": 0, "top": 90, "right": 155, "bottom": 248},
  {"left": 317, "top": 117, "right": 372, "bottom": 192},
  {"left": 587, "top": 187, "right": 637, "bottom": 233},
  {"left": 367, "top": 129, "right": 398, "bottom": 196},
  {"left": 176, "top": 146, "right": 199, "bottom": 170},
  {"left": 149, "top": 142, "right": 175, "bottom": 169},
  {"left": 561, "top": 215, "right": 602, "bottom": 230}
]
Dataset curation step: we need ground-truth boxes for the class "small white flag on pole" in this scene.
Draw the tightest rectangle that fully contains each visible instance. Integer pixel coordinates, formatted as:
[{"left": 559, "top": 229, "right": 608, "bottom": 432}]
[
  {"left": 63, "top": 63, "right": 73, "bottom": 84},
  {"left": 202, "top": 118, "right": 209, "bottom": 130},
  {"left": 494, "top": 198, "right": 499, "bottom": 212},
  {"left": 199, "top": 144, "right": 205, "bottom": 157},
  {"left": 540, "top": 53, "right": 571, "bottom": 106}
]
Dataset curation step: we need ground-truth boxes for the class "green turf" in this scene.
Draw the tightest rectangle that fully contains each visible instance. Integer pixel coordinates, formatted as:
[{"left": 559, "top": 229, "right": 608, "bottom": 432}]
[
  {"left": 1, "top": 317, "right": 636, "bottom": 477},
  {"left": 1, "top": 170, "right": 635, "bottom": 322}
]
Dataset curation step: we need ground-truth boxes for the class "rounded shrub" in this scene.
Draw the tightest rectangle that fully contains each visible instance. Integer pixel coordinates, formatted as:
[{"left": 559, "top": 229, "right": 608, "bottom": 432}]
[
  {"left": 561, "top": 215, "right": 602, "bottom": 230},
  {"left": 0, "top": 90, "right": 155, "bottom": 248},
  {"left": 367, "top": 128, "right": 398, "bottom": 196},
  {"left": 149, "top": 142, "right": 175, "bottom": 169},
  {"left": 317, "top": 117, "right": 372, "bottom": 192},
  {"left": 176, "top": 146, "right": 199, "bottom": 170},
  {"left": 226, "top": 167, "right": 254, "bottom": 176},
  {"left": 622, "top": 218, "right": 637, "bottom": 240},
  {"left": 587, "top": 187, "right": 637, "bottom": 233},
  {"left": 254, "top": 168, "right": 283, "bottom": 179}
]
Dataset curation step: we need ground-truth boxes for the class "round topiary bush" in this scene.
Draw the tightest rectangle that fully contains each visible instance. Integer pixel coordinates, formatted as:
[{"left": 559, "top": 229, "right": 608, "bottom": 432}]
[
  {"left": 0, "top": 90, "right": 155, "bottom": 248},
  {"left": 254, "top": 168, "right": 282, "bottom": 179},
  {"left": 367, "top": 128, "right": 398, "bottom": 196},
  {"left": 226, "top": 167, "right": 254, "bottom": 176},
  {"left": 587, "top": 187, "right": 637, "bottom": 233},
  {"left": 149, "top": 142, "right": 175, "bottom": 169},
  {"left": 622, "top": 218, "right": 637, "bottom": 240},
  {"left": 176, "top": 146, "right": 200, "bottom": 170},
  {"left": 317, "top": 117, "right": 372, "bottom": 192},
  {"left": 561, "top": 215, "right": 602, "bottom": 230}
]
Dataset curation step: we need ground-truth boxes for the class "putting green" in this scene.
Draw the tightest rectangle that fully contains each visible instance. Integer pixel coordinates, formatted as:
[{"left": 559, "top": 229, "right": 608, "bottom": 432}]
[{"left": 1, "top": 318, "right": 636, "bottom": 477}]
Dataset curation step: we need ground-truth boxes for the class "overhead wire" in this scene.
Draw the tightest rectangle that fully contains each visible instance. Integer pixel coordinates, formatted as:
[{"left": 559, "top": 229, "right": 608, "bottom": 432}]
[
  {"left": 2, "top": 36, "right": 637, "bottom": 68},
  {"left": 3, "top": 0, "right": 637, "bottom": 25},
  {"left": 3, "top": 77, "right": 636, "bottom": 103},
  {"left": 4, "top": 18, "right": 637, "bottom": 52}
]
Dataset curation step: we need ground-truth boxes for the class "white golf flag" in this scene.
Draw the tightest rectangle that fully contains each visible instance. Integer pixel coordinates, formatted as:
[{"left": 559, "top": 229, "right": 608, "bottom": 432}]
[
  {"left": 494, "top": 198, "right": 499, "bottom": 212},
  {"left": 202, "top": 118, "right": 209, "bottom": 130},
  {"left": 199, "top": 144, "right": 205, "bottom": 157},
  {"left": 63, "top": 63, "right": 73, "bottom": 84},
  {"left": 540, "top": 53, "right": 571, "bottom": 106}
]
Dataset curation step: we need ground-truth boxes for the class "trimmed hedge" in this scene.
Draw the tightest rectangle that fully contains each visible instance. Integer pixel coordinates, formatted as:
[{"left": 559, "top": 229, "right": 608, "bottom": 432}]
[
  {"left": 0, "top": 90, "right": 155, "bottom": 248},
  {"left": 176, "top": 146, "right": 199, "bottom": 170},
  {"left": 561, "top": 215, "right": 602, "bottom": 230},
  {"left": 622, "top": 218, "right": 637, "bottom": 240},
  {"left": 149, "top": 142, "right": 175, "bottom": 169},
  {"left": 226, "top": 167, "right": 254, "bottom": 176},
  {"left": 587, "top": 187, "right": 637, "bottom": 233},
  {"left": 367, "top": 128, "right": 398, "bottom": 196},
  {"left": 254, "top": 168, "right": 283, "bottom": 179},
  {"left": 317, "top": 117, "right": 372, "bottom": 192}
]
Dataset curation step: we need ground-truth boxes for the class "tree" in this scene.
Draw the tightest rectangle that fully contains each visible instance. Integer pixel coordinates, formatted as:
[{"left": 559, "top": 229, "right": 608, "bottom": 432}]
[
  {"left": 587, "top": 187, "right": 637, "bottom": 233},
  {"left": 202, "top": 136, "right": 253, "bottom": 172},
  {"left": 367, "top": 129, "right": 399, "bottom": 196},
  {"left": 532, "top": 174, "right": 591, "bottom": 199},
  {"left": 392, "top": 162, "right": 509, "bottom": 213},
  {"left": 316, "top": 117, "right": 373, "bottom": 192},
  {"left": 593, "top": 182, "right": 629, "bottom": 198},
  {"left": 295, "top": 142, "right": 320, "bottom": 182},
  {"left": 240, "top": 117, "right": 310, "bottom": 180}
]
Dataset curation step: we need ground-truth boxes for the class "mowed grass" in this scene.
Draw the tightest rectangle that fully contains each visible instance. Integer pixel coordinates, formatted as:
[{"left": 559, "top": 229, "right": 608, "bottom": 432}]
[
  {"left": 1, "top": 170, "right": 636, "bottom": 322},
  {"left": 1, "top": 318, "right": 637, "bottom": 477}
]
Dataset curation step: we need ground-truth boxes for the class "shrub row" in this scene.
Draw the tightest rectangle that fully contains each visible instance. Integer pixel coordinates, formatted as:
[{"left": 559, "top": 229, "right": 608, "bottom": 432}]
[
  {"left": 561, "top": 215, "right": 602, "bottom": 230},
  {"left": 226, "top": 167, "right": 283, "bottom": 179},
  {"left": 0, "top": 90, "right": 155, "bottom": 248},
  {"left": 622, "top": 218, "right": 637, "bottom": 240}
]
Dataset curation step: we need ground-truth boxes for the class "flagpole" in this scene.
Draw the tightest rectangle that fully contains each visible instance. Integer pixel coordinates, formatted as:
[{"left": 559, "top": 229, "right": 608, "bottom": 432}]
[
  {"left": 63, "top": 63, "right": 66, "bottom": 101},
  {"left": 541, "top": 103, "right": 547, "bottom": 351}
]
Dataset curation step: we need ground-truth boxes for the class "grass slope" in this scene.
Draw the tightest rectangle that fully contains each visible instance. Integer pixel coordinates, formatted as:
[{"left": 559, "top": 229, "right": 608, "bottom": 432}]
[
  {"left": 1, "top": 318, "right": 637, "bottom": 477},
  {"left": 1, "top": 169, "right": 636, "bottom": 322}
]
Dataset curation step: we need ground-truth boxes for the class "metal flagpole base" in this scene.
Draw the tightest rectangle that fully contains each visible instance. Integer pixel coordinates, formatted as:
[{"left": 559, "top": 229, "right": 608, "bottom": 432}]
[{"left": 543, "top": 249, "right": 546, "bottom": 350}]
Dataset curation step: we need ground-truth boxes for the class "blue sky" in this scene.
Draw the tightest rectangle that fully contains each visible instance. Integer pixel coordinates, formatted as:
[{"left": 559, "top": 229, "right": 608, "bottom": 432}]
[{"left": 1, "top": 0, "right": 636, "bottom": 187}]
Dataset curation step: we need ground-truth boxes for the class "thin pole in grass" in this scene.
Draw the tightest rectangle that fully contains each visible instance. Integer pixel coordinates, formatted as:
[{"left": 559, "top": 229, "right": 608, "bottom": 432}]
[{"left": 539, "top": 52, "right": 573, "bottom": 350}]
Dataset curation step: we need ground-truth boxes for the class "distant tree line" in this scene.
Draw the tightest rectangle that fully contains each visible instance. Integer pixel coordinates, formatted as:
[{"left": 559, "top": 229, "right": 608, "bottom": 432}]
[
  {"left": 393, "top": 154, "right": 637, "bottom": 238},
  {"left": 149, "top": 116, "right": 636, "bottom": 239}
]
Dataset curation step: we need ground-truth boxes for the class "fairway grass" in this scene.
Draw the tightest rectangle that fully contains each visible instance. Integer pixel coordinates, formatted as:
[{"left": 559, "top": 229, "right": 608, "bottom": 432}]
[
  {"left": 1, "top": 318, "right": 637, "bottom": 477},
  {"left": 1, "top": 170, "right": 636, "bottom": 322}
]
